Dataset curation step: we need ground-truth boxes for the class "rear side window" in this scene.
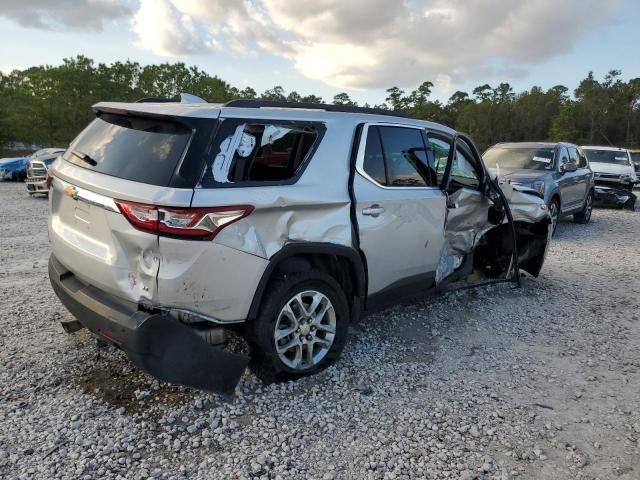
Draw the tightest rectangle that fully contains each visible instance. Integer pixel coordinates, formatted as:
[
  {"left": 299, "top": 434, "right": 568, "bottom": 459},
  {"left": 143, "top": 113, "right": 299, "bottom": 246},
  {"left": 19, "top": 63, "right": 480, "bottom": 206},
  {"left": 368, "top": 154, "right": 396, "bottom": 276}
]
[
  {"left": 361, "top": 125, "right": 436, "bottom": 187},
  {"left": 201, "top": 120, "right": 320, "bottom": 186},
  {"left": 63, "top": 114, "right": 193, "bottom": 186}
]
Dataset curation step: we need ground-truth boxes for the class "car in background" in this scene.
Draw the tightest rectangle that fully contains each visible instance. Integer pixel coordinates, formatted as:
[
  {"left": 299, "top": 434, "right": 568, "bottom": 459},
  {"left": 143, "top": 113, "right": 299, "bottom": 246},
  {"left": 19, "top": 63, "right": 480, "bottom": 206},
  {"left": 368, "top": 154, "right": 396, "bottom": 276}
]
[
  {"left": 581, "top": 146, "right": 637, "bottom": 209},
  {"left": 483, "top": 142, "right": 594, "bottom": 234},
  {"left": 26, "top": 148, "right": 65, "bottom": 195},
  {"left": 628, "top": 149, "right": 640, "bottom": 179},
  {"left": 0, "top": 156, "right": 29, "bottom": 181}
]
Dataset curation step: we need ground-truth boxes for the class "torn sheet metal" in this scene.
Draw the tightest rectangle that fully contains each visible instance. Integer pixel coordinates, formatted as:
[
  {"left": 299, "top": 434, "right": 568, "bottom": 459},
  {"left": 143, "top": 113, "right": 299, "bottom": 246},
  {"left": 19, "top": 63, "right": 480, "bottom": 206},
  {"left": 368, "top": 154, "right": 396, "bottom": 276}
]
[
  {"left": 436, "top": 189, "right": 495, "bottom": 284},
  {"left": 498, "top": 182, "right": 549, "bottom": 223},
  {"left": 435, "top": 185, "right": 549, "bottom": 284},
  {"left": 594, "top": 185, "right": 637, "bottom": 210}
]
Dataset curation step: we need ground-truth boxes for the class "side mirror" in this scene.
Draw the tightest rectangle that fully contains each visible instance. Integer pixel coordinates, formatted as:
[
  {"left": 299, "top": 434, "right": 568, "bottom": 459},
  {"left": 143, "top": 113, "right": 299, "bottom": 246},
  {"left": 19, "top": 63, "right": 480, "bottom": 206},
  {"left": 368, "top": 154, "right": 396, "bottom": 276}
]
[{"left": 560, "top": 162, "right": 577, "bottom": 173}]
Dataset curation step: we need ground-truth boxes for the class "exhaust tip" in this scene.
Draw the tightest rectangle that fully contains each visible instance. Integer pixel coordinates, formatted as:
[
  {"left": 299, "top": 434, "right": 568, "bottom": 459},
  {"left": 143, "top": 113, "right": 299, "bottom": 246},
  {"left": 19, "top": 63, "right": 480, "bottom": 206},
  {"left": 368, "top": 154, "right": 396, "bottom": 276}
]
[{"left": 60, "top": 319, "right": 84, "bottom": 334}]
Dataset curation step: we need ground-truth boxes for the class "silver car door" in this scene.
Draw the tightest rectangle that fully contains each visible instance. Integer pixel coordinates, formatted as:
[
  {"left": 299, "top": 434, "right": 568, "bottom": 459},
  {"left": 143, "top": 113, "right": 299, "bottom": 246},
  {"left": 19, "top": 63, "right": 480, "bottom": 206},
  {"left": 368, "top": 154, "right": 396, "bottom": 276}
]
[{"left": 353, "top": 123, "right": 447, "bottom": 296}]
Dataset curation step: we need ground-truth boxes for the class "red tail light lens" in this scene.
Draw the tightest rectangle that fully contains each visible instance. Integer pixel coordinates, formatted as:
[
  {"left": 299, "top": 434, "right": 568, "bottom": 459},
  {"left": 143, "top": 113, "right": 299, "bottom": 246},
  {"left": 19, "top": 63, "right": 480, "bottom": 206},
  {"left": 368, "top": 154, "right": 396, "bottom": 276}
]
[
  {"left": 115, "top": 201, "right": 253, "bottom": 240},
  {"left": 45, "top": 172, "right": 54, "bottom": 189}
]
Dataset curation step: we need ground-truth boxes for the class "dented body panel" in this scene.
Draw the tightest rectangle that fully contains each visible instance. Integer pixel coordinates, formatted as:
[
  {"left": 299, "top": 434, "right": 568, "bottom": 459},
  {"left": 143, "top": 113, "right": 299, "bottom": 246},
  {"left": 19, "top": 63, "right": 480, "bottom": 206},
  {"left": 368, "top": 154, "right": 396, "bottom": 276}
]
[
  {"left": 157, "top": 239, "right": 268, "bottom": 322},
  {"left": 48, "top": 98, "right": 554, "bottom": 394},
  {"left": 49, "top": 175, "right": 161, "bottom": 304}
]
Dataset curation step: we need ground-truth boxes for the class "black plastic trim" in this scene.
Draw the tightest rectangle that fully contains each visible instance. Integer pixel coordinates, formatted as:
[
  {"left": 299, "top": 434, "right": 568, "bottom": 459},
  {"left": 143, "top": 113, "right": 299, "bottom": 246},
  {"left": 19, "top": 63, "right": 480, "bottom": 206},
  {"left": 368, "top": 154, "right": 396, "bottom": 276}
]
[{"left": 365, "top": 272, "right": 436, "bottom": 313}]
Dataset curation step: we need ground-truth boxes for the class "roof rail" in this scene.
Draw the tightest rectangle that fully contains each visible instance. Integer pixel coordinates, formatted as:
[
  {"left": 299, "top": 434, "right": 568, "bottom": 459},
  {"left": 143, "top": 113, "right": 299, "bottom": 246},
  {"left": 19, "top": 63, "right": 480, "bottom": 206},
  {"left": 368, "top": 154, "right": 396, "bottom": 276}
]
[{"left": 223, "top": 99, "right": 413, "bottom": 119}]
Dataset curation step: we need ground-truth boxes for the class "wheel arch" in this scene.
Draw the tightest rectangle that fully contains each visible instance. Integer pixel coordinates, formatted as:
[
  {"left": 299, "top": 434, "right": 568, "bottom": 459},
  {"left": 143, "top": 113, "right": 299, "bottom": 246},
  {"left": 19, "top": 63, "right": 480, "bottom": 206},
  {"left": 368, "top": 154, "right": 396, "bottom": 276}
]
[
  {"left": 246, "top": 243, "right": 367, "bottom": 322},
  {"left": 549, "top": 191, "right": 562, "bottom": 209}
]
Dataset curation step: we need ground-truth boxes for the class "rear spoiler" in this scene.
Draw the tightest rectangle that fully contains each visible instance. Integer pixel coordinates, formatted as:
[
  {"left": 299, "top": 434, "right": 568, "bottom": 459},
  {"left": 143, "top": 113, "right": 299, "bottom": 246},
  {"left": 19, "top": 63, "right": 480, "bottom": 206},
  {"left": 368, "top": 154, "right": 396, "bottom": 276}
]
[{"left": 135, "top": 93, "right": 208, "bottom": 104}]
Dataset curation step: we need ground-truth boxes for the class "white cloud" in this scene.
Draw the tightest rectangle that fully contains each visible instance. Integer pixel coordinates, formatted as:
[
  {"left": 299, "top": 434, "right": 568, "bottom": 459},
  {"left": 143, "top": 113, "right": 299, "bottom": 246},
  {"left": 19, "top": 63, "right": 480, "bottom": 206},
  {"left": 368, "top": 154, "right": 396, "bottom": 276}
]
[
  {"left": 131, "top": 0, "right": 210, "bottom": 56},
  {"left": 0, "top": 0, "right": 622, "bottom": 89}
]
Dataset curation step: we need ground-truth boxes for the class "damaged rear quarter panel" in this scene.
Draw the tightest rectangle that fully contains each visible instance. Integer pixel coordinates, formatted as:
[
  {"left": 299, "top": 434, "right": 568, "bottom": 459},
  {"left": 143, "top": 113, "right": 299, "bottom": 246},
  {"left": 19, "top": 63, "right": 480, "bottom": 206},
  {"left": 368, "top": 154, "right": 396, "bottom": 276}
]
[
  {"left": 156, "top": 239, "right": 269, "bottom": 322},
  {"left": 161, "top": 116, "right": 354, "bottom": 321}
]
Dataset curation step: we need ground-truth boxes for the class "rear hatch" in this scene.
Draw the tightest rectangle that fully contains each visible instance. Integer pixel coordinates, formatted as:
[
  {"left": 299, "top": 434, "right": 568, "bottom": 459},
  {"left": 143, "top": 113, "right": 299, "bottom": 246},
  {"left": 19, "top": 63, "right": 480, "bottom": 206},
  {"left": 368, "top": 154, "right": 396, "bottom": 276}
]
[{"left": 49, "top": 106, "right": 217, "bottom": 305}]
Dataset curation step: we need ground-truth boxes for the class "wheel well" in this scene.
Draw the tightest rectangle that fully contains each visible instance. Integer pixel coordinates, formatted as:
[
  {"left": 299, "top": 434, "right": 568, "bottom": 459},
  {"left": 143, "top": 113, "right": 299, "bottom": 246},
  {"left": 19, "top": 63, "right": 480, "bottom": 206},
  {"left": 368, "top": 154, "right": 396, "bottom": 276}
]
[
  {"left": 550, "top": 193, "right": 561, "bottom": 208},
  {"left": 277, "top": 253, "right": 357, "bottom": 300},
  {"left": 247, "top": 247, "right": 365, "bottom": 322}
]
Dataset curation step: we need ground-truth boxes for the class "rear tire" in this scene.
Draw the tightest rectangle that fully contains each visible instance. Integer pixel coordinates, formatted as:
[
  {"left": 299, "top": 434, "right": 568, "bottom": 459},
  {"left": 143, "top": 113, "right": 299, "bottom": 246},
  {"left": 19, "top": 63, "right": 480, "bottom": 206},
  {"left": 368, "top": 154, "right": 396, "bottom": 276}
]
[
  {"left": 246, "top": 271, "right": 349, "bottom": 383},
  {"left": 573, "top": 191, "right": 593, "bottom": 224}
]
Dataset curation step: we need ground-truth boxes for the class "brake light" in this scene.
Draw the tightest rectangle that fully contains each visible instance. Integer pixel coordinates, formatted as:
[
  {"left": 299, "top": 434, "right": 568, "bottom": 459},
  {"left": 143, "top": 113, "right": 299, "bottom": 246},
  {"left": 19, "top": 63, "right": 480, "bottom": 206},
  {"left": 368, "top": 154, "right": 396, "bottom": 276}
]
[
  {"left": 45, "top": 172, "right": 54, "bottom": 189},
  {"left": 115, "top": 201, "right": 253, "bottom": 240}
]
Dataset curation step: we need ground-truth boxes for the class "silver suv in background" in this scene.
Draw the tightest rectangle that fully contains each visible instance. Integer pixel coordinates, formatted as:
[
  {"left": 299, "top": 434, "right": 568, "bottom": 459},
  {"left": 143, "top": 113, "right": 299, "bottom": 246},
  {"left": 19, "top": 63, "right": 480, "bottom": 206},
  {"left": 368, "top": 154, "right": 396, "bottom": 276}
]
[
  {"left": 48, "top": 97, "right": 551, "bottom": 394},
  {"left": 26, "top": 148, "right": 65, "bottom": 195},
  {"left": 483, "top": 142, "right": 594, "bottom": 234},
  {"left": 581, "top": 146, "right": 637, "bottom": 209}
]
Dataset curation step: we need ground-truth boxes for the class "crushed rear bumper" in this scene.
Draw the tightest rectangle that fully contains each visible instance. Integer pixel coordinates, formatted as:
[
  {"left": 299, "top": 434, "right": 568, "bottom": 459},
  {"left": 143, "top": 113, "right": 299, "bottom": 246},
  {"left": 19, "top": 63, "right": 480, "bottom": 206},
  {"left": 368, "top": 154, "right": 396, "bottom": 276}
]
[{"left": 48, "top": 254, "right": 249, "bottom": 395}]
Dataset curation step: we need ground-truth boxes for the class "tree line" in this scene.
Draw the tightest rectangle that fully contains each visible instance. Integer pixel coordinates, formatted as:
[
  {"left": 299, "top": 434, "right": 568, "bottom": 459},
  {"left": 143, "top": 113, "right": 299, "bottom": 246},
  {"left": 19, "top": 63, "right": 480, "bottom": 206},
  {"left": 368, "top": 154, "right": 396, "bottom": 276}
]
[{"left": 1, "top": 55, "right": 639, "bottom": 152}]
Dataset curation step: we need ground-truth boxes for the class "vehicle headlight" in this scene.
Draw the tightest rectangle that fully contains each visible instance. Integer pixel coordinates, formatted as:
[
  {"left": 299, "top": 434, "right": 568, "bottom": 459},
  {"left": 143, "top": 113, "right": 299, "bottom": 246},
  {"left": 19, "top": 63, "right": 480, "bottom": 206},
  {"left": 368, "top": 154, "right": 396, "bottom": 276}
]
[
  {"left": 620, "top": 174, "right": 632, "bottom": 183},
  {"left": 529, "top": 180, "right": 545, "bottom": 195}
]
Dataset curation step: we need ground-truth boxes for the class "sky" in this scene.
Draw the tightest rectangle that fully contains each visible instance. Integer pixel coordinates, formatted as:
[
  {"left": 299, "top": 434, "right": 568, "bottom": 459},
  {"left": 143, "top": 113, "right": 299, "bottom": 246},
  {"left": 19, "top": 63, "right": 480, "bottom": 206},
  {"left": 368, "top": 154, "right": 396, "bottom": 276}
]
[{"left": 0, "top": 0, "right": 639, "bottom": 105}]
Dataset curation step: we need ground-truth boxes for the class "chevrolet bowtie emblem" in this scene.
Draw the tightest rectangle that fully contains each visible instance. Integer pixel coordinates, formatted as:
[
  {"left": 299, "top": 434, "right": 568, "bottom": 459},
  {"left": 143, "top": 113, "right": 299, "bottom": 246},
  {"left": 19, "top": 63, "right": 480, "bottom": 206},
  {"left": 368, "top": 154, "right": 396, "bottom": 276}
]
[{"left": 65, "top": 185, "right": 78, "bottom": 200}]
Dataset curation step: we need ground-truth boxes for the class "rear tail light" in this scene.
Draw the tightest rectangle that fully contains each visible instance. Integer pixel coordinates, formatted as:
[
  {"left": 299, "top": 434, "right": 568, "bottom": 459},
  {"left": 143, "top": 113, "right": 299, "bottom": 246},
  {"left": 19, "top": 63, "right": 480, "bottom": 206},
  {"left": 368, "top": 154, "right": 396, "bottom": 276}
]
[
  {"left": 45, "top": 172, "right": 54, "bottom": 189},
  {"left": 115, "top": 200, "right": 253, "bottom": 240}
]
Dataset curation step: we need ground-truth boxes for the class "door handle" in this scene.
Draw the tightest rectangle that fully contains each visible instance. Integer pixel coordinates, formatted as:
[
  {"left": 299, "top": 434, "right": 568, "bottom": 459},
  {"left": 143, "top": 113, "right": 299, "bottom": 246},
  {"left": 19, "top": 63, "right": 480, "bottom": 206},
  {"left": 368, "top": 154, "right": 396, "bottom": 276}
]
[{"left": 362, "top": 204, "right": 385, "bottom": 217}]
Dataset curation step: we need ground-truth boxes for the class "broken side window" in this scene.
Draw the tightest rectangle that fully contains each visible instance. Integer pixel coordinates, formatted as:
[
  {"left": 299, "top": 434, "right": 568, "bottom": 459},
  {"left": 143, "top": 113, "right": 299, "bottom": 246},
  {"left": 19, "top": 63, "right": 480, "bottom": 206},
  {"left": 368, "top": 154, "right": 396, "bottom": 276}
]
[
  {"left": 201, "top": 120, "right": 319, "bottom": 186},
  {"left": 450, "top": 145, "right": 480, "bottom": 189},
  {"left": 427, "top": 135, "right": 452, "bottom": 185}
]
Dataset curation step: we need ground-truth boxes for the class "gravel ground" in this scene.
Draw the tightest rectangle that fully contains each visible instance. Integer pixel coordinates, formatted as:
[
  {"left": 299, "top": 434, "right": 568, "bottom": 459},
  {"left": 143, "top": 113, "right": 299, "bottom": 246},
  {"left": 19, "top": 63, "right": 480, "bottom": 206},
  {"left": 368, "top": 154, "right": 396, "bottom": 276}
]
[{"left": 1, "top": 180, "right": 639, "bottom": 480}]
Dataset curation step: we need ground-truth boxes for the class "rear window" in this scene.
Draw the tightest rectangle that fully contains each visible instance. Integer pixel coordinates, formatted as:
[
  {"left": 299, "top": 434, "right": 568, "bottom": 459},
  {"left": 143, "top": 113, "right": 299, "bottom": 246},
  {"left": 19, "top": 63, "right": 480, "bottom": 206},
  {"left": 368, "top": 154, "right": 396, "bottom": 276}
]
[{"left": 62, "top": 114, "right": 193, "bottom": 186}]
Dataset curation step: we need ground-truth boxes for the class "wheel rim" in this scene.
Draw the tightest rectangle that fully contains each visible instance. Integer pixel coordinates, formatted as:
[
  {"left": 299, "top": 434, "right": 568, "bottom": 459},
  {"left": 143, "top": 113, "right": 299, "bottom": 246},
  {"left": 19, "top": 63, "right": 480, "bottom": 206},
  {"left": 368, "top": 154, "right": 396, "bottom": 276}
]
[
  {"left": 549, "top": 202, "right": 559, "bottom": 232},
  {"left": 274, "top": 290, "right": 336, "bottom": 370},
  {"left": 585, "top": 194, "right": 593, "bottom": 221}
]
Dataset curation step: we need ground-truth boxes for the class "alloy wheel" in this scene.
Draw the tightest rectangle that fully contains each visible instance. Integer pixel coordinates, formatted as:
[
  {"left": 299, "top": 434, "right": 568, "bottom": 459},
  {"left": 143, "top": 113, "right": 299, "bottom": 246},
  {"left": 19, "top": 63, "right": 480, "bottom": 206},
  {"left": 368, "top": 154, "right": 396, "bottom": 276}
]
[
  {"left": 273, "top": 290, "right": 336, "bottom": 370},
  {"left": 549, "top": 201, "right": 559, "bottom": 234},
  {"left": 585, "top": 193, "right": 593, "bottom": 222}
]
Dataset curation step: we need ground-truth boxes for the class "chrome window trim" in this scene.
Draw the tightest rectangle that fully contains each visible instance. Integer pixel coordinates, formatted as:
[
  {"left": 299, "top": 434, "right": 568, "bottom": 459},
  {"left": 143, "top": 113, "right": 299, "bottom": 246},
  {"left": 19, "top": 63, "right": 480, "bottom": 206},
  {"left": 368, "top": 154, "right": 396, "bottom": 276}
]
[{"left": 355, "top": 122, "right": 441, "bottom": 191}]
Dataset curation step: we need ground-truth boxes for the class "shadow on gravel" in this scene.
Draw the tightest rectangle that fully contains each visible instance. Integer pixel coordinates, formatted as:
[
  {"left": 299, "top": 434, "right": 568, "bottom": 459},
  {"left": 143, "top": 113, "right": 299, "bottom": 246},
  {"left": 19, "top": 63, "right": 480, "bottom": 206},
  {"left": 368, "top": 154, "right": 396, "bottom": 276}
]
[{"left": 67, "top": 339, "right": 206, "bottom": 416}]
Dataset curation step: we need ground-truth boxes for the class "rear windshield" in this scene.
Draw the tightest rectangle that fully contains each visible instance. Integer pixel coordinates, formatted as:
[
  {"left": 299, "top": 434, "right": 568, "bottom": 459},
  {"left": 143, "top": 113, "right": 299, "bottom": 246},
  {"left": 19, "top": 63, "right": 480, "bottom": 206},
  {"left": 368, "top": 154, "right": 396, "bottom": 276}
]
[
  {"left": 583, "top": 149, "right": 630, "bottom": 165},
  {"left": 62, "top": 113, "right": 193, "bottom": 186},
  {"left": 483, "top": 146, "right": 555, "bottom": 171}
]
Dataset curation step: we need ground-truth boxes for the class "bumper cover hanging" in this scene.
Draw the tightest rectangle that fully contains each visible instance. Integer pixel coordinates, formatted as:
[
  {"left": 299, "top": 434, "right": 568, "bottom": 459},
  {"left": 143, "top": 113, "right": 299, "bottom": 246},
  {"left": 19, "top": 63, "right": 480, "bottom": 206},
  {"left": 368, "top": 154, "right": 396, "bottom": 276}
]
[{"left": 48, "top": 255, "right": 249, "bottom": 395}]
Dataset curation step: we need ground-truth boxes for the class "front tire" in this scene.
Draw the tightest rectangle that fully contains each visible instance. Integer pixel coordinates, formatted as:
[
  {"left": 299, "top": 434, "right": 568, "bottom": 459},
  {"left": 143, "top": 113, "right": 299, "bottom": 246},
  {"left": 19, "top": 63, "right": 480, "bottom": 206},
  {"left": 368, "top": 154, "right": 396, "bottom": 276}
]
[
  {"left": 548, "top": 198, "right": 560, "bottom": 235},
  {"left": 246, "top": 271, "right": 349, "bottom": 383},
  {"left": 573, "top": 191, "right": 593, "bottom": 224}
]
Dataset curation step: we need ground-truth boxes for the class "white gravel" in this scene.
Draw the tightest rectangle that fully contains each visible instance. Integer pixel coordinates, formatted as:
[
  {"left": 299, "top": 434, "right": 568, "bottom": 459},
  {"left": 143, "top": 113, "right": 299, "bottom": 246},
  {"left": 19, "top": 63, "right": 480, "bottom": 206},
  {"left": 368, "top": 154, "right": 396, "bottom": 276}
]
[{"left": 1, "top": 181, "right": 639, "bottom": 480}]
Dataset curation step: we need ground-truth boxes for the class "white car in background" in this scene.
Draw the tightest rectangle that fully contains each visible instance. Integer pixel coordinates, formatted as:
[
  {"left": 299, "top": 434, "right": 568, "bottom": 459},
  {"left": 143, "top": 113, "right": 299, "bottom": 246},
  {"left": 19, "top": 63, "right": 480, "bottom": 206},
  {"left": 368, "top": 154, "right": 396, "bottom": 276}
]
[
  {"left": 581, "top": 146, "right": 637, "bottom": 209},
  {"left": 581, "top": 146, "right": 637, "bottom": 189}
]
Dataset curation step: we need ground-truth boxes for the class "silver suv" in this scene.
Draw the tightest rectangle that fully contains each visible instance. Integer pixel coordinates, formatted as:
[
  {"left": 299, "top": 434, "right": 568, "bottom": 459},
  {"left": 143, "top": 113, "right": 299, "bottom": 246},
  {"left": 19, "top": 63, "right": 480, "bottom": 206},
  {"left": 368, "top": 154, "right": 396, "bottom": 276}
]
[{"left": 48, "top": 97, "right": 551, "bottom": 394}]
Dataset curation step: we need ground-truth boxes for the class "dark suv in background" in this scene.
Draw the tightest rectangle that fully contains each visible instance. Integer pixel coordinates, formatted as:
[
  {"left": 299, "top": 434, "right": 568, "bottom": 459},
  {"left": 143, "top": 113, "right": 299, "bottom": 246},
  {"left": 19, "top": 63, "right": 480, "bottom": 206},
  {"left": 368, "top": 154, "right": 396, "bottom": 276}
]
[{"left": 483, "top": 142, "right": 594, "bottom": 233}]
